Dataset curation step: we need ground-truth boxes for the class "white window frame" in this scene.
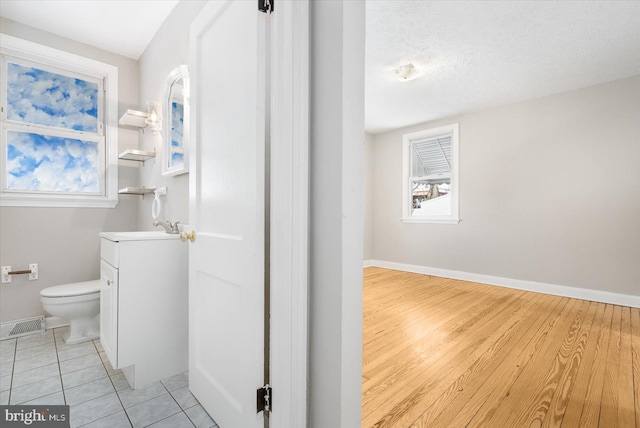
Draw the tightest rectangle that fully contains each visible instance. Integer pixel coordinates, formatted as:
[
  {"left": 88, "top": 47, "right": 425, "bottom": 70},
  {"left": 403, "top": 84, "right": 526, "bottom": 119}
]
[
  {"left": 402, "top": 123, "right": 460, "bottom": 224},
  {"left": 0, "top": 34, "right": 118, "bottom": 208}
]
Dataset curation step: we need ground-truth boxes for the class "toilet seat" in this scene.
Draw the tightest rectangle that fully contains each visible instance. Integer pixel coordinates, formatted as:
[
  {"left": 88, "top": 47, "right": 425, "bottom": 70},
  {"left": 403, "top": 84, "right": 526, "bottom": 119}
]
[
  {"left": 40, "top": 280, "right": 100, "bottom": 298},
  {"left": 40, "top": 279, "right": 101, "bottom": 345}
]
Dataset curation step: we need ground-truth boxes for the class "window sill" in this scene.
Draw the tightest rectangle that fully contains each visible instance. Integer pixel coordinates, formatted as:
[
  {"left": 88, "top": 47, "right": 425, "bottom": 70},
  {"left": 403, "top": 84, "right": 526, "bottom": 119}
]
[
  {"left": 0, "top": 196, "right": 119, "bottom": 208},
  {"left": 401, "top": 217, "right": 460, "bottom": 224}
]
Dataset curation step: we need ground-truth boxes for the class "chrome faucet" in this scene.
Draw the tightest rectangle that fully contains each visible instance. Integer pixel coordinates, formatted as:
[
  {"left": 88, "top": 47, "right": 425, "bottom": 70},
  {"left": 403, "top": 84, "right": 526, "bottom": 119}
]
[{"left": 153, "top": 220, "right": 180, "bottom": 234}]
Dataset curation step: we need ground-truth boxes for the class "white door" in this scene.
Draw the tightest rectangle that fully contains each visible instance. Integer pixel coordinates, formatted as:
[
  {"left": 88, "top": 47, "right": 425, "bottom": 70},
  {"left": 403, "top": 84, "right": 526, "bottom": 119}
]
[{"left": 187, "top": 1, "right": 266, "bottom": 427}]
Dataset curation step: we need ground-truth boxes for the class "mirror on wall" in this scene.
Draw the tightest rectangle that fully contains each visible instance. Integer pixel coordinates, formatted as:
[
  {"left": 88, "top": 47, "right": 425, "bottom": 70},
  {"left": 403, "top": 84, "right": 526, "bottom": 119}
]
[{"left": 162, "top": 64, "right": 189, "bottom": 176}]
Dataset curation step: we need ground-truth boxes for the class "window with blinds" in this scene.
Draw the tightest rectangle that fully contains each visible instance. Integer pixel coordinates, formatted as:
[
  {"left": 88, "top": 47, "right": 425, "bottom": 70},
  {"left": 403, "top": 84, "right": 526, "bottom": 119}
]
[{"left": 402, "top": 124, "right": 460, "bottom": 223}]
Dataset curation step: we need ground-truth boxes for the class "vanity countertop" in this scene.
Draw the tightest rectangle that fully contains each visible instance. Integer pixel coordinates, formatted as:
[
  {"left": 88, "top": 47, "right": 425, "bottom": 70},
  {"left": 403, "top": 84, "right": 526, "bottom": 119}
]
[{"left": 100, "top": 231, "right": 181, "bottom": 242}]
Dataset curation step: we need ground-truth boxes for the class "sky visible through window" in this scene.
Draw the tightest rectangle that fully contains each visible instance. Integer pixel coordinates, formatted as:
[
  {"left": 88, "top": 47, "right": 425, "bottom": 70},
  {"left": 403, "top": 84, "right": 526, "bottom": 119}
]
[
  {"left": 7, "top": 131, "right": 99, "bottom": 193},
  {"left": 171, "top": 100, "right": 184, "bottom": 167},
  {"left": 7, "top": 62, "right": 98, "bottom": 132},
  {"left": 5, "top": 62, "right": 100, "bottom": 193}
]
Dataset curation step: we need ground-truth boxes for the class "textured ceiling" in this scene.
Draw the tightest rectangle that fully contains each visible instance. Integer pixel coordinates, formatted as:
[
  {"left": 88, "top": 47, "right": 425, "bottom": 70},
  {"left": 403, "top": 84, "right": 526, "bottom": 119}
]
[
  {"left": 2, "top": 1, "right": 638, "bottom": 132},
  {"left": 0, "top": 0, "right": 179, "bottom": 60},
  {"left": 366, "top": 1, "right": 640, "bottom": 134}
]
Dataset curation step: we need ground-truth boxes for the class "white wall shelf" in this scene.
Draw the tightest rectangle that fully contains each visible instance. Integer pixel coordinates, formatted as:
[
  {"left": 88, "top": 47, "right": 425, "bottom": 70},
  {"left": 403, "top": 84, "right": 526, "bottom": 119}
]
[
  {"left": 119, "top": 109, "right": 148, "bottom": 128},
  {"left": 118, "top": 187, "right": 156, "bottom": 196},
  {"left": 118, "top": 149, "right": 156, "bottom": 162}
]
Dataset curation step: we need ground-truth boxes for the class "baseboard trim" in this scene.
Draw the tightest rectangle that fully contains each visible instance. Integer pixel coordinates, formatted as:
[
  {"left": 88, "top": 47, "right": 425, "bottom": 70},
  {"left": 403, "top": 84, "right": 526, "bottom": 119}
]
[
  {"left": 363, "top": 259, "right": 374, "bottom": 268},
  {"left": 367, "top": 260, "right": 640, "bottom": 309},
  {"left": 44, "top": 316, "right": 69, "bottom": 330}
]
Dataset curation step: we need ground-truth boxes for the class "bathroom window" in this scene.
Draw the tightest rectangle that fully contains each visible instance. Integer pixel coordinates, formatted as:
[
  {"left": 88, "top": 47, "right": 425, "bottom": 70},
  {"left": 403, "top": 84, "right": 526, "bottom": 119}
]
[
  {"left": 0, "top": 35, "right": 119, "bottom": 207},
  {"left": 402, "top": 123, "right": 460, "bottom": 224}
]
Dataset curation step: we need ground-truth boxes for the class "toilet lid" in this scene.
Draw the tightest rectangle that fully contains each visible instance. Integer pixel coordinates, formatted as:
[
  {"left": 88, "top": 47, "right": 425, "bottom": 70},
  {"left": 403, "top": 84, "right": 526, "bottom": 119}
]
[{"left": 40, "top": 280, "right": 101, "bottom": 297}]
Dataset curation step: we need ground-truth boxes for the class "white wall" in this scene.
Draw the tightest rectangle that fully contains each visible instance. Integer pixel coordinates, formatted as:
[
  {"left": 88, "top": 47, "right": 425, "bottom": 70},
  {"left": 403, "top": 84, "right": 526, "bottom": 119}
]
[
  {"left": 309, "top": 1, "right": 365, "bottom": 426},
  {"left": 367, "top": 75, "right": 640, "bottom": 297},
  {"left": 0, "top": 18, "right": 140, "bottom": 323},
  {"left": 135, "top": 1, "right": 207, "bottom": 231},
  {"left": 363, "top": 132, "right": 374, "bottom": 260}
]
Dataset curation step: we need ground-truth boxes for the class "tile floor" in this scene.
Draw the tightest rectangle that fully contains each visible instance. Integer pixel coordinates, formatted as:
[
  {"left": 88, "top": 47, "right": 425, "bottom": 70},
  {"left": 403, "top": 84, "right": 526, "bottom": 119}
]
[{"left": 0, "top": 327, "right": 219, "bottom": 428}]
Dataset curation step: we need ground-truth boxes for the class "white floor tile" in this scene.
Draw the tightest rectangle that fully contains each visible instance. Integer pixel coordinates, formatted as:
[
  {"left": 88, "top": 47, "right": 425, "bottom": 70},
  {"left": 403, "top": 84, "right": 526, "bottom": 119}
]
[
  {"left": 170, "top": 386, "right": 198, "bottom": 410},
  {"left": 148, "top": 411, "right": 195, "bottom": 428},
  {"left": 65, "top": 377, "right": 114, "bottom": 406},
  {"left": 13, "top": 352, "right": 58, "bottom": 373},
  {"left": 100, "top": 352, "right": 121, "bottom": 376},
  {"left": 11, "top": 362, "right": 59, "bottom": 388},
  {"left": 0, "top": 362, "right": 12, "bottom": 378},
  {"left": 81, "top": 411, "right": 132, "bottom": 428},
  {"left": 69, "top": 392, "right": 122, "bottom": 428},
  {"left": 56, "top": 337, "right": 97, "bottom": 352},
  {"left": 9, "top": 375, "right": 62, "bottom": 404},
  {"left": 0, "top": 338, "right": 16, "bottom": 353},
  {"left": 110, "top": 372, "right": 131, "bottom": 391},
  {"left": 117, "top": 381, "right": 166, "bottom": 409},
  {"left": 125, "top": 393, "right": 181, "bottom": 428},
  {"left": 160, "top": 372, "right": 188, "bottom": 392},
  {"left": 22, "top": 390, "right": 65, "bottom": 405},
  {"left": 0, "top": 349, "right": 14, "bottom": 365},
  {"left": 59, "top": 353, "right": 101, "bottom": 374},
  {"left": 62, "top": 364, "right": 107, "bottom": 389},
  {"left": 57, "top": 342, "right": 97, "bottom": 362},
  {"left": 4, "top": 329, "right": 200, "bottom": 428},
  {"left": 185, "top": 404, "right": 218, "bottom": 428},
  {"left": 0, "top": 341, "right": 15, "bottom": 352},
  {"left": 14, "top": 342, "right": 56, "bottom": 361},
  {"left": 0, "top": 374, "right": 11, "bottom": 392},
  {"left": 16, "top": 332, "right": 55, "bottom": 350}
]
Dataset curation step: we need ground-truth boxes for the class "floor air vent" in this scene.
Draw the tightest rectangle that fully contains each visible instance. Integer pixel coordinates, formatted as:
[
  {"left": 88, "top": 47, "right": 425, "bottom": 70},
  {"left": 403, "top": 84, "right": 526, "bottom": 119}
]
[{"left": 0, "top": 316, "right": 45, "bottom": 341}]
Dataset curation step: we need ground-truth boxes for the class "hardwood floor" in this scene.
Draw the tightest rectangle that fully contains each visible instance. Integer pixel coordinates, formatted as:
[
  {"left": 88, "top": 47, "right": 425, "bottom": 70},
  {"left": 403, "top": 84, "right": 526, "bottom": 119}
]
[{"left": 362, "top": 267, "right": 640, "bottom": 428}]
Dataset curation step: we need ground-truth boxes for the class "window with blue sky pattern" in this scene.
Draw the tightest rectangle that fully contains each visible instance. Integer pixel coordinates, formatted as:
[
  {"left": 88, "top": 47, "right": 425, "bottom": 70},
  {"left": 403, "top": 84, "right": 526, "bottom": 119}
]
[
  {"left": 3, "top": 60, "right": 103, "bottom": 194},
  {"left": 171, "top": 100, "right": 184, "bottom": 168}
]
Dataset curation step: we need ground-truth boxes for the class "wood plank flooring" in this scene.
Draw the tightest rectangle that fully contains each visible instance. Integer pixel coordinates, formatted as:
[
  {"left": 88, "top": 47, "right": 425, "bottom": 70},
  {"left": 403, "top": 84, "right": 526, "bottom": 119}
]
[{"left": 362, "top": 267, "right": 640, "bottom": 428}]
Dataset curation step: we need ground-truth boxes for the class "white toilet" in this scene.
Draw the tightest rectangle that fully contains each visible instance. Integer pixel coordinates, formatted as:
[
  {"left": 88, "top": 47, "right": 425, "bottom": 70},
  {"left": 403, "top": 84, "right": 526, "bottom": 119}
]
[{"left": 40, "top": 280, "right": 101, "bottom": 344}]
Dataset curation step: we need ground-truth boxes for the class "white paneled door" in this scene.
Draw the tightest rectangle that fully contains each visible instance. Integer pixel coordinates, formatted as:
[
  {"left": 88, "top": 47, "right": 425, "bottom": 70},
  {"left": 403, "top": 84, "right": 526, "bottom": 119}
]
[{"left": 188, "top": 1, "right": 267, "bottom": 427}]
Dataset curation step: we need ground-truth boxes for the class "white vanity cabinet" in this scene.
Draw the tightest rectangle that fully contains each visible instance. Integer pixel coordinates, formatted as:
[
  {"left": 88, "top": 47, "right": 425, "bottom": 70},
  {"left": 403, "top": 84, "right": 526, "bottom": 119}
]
[
  {"left": 99, "top": 231, "right": 188, "bottom": 389},
  {"left": 99, "top": 261, "right": 119, "bottom": 368}
]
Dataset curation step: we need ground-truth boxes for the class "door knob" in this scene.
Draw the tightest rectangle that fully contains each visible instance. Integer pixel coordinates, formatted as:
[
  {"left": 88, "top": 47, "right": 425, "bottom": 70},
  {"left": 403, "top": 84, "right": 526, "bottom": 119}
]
[
  {"left": 106, "top": 280, "right": 112, "bottom": 286},
  {"left": 180, "top": 231, "right": 196, "bottom": 242}
]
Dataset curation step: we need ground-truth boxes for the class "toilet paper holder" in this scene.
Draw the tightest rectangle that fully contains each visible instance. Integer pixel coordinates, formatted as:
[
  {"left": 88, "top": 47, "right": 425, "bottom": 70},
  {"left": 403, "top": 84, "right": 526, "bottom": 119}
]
[{"left": 2, "top": 264, "right": 38, "bottom": 283}]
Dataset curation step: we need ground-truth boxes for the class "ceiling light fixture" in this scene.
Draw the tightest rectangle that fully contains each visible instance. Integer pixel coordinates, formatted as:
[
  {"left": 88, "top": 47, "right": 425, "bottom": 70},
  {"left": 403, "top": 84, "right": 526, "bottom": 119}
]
[{"left": 394, "top": 62, "right": 424, "bottom": 82}]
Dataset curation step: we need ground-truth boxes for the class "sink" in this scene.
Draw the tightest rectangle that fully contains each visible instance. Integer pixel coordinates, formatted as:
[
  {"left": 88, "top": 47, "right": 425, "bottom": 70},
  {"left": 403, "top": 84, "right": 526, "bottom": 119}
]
[{"left": 99, "top": 231, "right": 181, "bottom": 242}]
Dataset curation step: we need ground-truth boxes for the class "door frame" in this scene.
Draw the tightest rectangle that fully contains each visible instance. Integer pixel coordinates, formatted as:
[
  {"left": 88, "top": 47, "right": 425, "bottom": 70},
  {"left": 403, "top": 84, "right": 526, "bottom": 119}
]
[{"left": 268, "top": 1, "right": 309, "bottom": 427}]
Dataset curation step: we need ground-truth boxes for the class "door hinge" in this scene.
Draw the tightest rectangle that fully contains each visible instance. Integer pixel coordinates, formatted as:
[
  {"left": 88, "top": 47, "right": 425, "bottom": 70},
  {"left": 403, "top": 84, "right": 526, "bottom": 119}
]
[
  {"left": 257, "top": 384, "right": 272, "bottom": 413},
  {"left": 258, "top": 0, "right": 273, "bottom": 14}
]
